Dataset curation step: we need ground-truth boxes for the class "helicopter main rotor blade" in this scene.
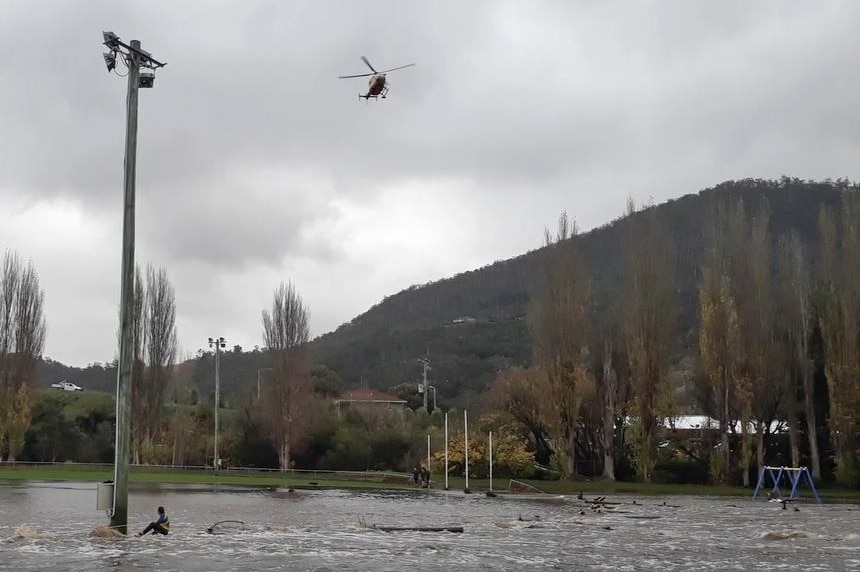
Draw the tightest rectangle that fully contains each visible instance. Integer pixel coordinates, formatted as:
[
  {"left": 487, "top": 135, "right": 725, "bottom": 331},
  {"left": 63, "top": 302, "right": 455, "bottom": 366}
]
[
  {"left": 361, "top": 56, "right": 378, "bottom": 73},
  {"left": 378, "top": 63, "right": 416, "bottom": 74},
  {"left": 339, "top": 72, "right": 374, "bottom": 79}
]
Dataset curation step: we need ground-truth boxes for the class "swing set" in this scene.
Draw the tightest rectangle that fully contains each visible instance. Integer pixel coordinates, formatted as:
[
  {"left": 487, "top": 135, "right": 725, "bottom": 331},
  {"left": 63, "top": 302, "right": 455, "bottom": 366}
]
[{"left": 752, "top": 466, "right": 821, "bottom": 504}]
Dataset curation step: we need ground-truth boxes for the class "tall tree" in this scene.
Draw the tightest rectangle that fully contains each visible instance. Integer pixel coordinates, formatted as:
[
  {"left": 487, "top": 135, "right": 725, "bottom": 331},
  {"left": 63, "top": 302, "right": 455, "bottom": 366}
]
[
  {"left": 262, "top": 281, "right": 311, "bottom": 470},
  {"left": 698, "top": 246, "right": 740, "bottom": 484},
  {"left": 818, "top": 197, "right": 860, "bottom": 486},
  {"left": 594, "top": 339, "right": 621, "bottom": 480},
  {"left": 130, "top": 264, "right": 177, "bottom": 463},
  {"left": 0, "top": 251, "right": 46, "bottom": 462},
  {"left": 620, "top": 201, "right": 675, "bottom": 482},
  {"left": 775, "top": 233, "right": 819, "bottom": 475},
  {"left": 530, "top": 212, "right": 593, "bottom": 478},
  {"left": 741, "top": 207, "right": 779, "bottom": 486}
]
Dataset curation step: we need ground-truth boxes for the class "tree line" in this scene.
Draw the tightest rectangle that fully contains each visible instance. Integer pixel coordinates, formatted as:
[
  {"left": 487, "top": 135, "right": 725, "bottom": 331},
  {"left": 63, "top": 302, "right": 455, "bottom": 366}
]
[
  {"left": 498, "top": 191, "right": 859, "bottom": 486},
  {"left": 16, "top": 272, "right": 536, "bottom": 478}
]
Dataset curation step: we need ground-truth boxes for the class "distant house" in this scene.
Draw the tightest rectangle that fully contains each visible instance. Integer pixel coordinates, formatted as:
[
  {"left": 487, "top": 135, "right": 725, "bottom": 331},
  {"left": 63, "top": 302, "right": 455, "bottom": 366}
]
[{"left": 333, "top": 388, "right": 407, "bottom": 416}]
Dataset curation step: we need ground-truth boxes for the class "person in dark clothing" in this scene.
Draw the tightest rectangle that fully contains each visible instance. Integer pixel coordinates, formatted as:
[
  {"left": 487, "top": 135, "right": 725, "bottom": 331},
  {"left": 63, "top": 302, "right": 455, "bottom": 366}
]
[
  {"left": 421, "top": 466, "right": 431, "bottom": 488},
  {"left": 412, "top": 465, "right": 421, "bottom": 485},
  {"left": 138, "top": 506, "right": 170, "bottom": 536}
]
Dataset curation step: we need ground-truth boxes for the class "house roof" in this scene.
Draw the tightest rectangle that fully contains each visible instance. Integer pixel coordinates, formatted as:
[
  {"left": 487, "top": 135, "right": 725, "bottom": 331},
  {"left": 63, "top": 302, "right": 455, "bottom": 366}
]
[{"left": 335, "top": 388, "right": 407, "bottom": 404}]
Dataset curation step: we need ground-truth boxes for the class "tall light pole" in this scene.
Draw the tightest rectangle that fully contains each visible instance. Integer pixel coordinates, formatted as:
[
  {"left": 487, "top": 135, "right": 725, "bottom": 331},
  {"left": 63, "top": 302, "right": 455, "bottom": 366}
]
[
  {"left": 209, "top": 336, "right": 226, "bottom": 470},
  {"left": 488, "top": 431, "right": 494, "bottom": 493},
  {"left": 444, "top": 412, "right": 449, "bottom": 490},
  {"left": 464, "top": 410, "right": 470, "bottom": 493},
  {"left": 103, "top": 31, "right": 165, "bottom": 535}
]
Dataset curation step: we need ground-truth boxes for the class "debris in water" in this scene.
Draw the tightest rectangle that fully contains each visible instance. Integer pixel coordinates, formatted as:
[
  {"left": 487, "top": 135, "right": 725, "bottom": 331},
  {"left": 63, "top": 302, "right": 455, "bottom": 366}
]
[
  {"left": 90, "top": 526, "right": 124, "bottom": 539},
  {"left": 375, "top": 525, "right": 464, "bottom": 533},
  {"left": 760, "top": 531, "right": 810, "bottom": 541},
  {"left": 207, "top": 520, "right": 246, "bottom": 534},
  {"left": 15, "top": 524, "right": 51, "bottom": 540}
]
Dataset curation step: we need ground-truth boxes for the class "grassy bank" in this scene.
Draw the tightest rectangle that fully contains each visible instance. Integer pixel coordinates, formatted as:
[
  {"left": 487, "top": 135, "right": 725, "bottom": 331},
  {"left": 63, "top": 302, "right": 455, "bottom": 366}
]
[{"left": 2, "top": 465, "right": 857, "bottom": 502}]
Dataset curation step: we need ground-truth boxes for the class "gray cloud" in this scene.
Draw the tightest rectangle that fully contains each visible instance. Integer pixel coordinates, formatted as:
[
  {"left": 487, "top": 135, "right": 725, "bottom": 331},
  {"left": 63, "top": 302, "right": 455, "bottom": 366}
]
[{"left": 1, "top": 0, "right": 858, "bottom": 365}]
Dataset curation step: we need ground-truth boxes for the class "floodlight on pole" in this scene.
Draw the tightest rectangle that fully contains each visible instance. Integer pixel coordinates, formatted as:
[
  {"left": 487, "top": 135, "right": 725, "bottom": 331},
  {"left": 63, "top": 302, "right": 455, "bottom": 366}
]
[
  {"left": 106, "top": 30, "right": 165, "bottom": 536},
  {"left": 103, "top": 52, "right": 116, "bottom": 72}
]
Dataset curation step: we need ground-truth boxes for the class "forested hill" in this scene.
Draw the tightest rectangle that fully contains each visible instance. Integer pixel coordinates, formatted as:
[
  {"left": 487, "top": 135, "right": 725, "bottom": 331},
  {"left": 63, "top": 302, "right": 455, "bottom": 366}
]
[
  {"left": 306, "top": 178, "right": 852, "bottom": 403},
  {"left": 35, "top": 178, "right": 855, "bottom": 404}
]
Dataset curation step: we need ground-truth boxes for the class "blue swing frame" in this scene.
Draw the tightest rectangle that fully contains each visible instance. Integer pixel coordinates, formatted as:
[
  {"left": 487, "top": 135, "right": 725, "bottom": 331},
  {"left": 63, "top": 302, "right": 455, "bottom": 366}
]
[{"left": 752, "top": 466, "right": 821, "bottom": 504}]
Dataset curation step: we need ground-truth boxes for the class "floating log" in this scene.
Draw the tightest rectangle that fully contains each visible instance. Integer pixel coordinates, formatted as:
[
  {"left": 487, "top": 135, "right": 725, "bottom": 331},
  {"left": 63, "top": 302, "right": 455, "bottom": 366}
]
[
  {"left": 623, "top": 515, "right": 661, "bottom": 520},
  {"left": 375, "top": 525, "right": 464, "bottom": 533}
]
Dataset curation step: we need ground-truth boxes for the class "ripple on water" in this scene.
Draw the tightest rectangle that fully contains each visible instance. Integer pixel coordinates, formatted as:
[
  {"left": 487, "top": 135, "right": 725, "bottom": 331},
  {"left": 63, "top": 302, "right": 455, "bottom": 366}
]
[{"left": 0, "top": 487, "right": 857, "bottom": 571}]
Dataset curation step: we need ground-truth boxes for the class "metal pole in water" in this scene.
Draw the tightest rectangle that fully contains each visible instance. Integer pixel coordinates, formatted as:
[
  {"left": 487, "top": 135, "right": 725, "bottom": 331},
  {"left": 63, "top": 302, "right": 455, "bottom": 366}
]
[
  {"left": 103, "top": 31, "right": 165, "bottom": 534},
  {"left": 489, "top": 430, "right": 493, "bottom": 492},
  {"left": 444, "top": 412, "right": 449, "bottom": 490},
  {"left": 464, "top": 410, "right": 470, "bottom": 493},
  {"left": 110, "top": 38, "right": 140, "bottom": 536}
]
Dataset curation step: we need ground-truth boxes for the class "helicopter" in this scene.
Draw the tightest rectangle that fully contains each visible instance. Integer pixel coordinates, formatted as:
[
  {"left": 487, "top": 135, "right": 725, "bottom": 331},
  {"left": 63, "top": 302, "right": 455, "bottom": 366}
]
[{"left": 339, "top": 56, "right": 415, "bottom": 100}]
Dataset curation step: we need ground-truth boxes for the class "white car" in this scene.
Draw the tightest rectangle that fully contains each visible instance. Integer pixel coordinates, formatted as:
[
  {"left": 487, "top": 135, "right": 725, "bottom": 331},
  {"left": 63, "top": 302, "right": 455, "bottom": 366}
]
[{"left": 51, "top": 380, "right": 83, "bottom": 392}]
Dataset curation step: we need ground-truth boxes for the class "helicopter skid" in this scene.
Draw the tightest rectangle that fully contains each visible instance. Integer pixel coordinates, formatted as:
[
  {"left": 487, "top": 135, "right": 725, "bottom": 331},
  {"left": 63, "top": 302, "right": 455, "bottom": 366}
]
[{"left": 359, "top": 85, "right": 389, "bottom": 101}]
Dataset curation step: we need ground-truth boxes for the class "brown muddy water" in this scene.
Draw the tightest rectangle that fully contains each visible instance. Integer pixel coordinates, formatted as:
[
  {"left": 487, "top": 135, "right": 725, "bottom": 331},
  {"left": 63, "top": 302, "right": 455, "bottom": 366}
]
[{"left": 0, "top": 481, "right": 857, "bottom": 571}]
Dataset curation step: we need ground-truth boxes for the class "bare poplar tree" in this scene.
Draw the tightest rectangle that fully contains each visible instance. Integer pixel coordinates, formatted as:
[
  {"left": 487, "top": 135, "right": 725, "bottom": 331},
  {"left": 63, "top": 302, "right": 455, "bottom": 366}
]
[
  {"left": 698, "top": 230, "right": 741, "bottom": 485},
  {"left": 0, "top": 251, "right": 46, "bottom": 462},
  {"left": 262, "top": 281, "right": 311, "bottom": 470},
  {"left": 620, "top": 201, "right": 674, "bottom": 483},
  {"left": 743, "top": 208, "right": 780, "bottom": 486},
  {"left": 143, "top": 266, "right": 178, "bottom": 454},
  {"left": 130, "top": 265, "right": 146, "bottom": 463},
  {"left": 530, "top": 212, "right": 593, "bottom": 478},
  {"left": 129, "top": 264, "right": 177, "bottom": 464},
  {"left": 595, "top": 339, "right": 622, "bottom": 480},
  {"left": 775, "top": 233, "right": 817, "bottom": 473},
  {"left": 818, "top": 197, "right": 860, "bottom": 486}
]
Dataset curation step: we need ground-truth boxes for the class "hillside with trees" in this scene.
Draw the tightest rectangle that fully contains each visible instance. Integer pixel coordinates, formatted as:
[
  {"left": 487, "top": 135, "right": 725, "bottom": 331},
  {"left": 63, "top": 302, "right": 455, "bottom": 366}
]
[
  {"left": 306, "top": 178, "right": 849, "bottom": 401},
  {"left": 35, "top": 178, "right": 849, "bottom": 407}
]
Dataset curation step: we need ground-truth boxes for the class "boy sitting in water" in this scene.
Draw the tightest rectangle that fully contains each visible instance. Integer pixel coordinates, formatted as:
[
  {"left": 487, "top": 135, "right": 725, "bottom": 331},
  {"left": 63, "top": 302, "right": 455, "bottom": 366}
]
[{"left": 138, "top": 506, "right": 170, "bottom": 536}]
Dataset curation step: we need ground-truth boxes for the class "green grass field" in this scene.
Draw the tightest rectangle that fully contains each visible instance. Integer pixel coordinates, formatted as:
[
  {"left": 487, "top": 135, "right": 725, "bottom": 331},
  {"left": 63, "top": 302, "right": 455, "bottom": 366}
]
[{"left": 2, "top": 465, "right": 857, "bottom": 501}]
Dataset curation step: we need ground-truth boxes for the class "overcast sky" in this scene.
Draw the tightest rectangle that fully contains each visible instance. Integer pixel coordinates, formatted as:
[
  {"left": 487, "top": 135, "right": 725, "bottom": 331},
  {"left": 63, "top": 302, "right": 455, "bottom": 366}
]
[{"left": 1, "top": 1, "right": 858, "bottom": 366}]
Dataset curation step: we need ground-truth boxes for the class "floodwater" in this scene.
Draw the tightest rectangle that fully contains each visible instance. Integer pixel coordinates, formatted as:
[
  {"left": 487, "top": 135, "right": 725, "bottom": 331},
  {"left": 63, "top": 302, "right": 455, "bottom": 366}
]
[{"left": 0, "top": 482, "right": 858, "bottom": 571}]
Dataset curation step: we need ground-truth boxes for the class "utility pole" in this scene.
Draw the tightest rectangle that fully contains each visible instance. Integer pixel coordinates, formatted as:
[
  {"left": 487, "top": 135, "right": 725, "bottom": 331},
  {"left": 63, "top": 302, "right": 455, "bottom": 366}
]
[
  {"left": 418, "top": 350, "right": 431, "bottom": 413},
  {"left": 209, "top": 337, "right": 226, "bottom": 470},
  {"left": 103, "top": 31, "right": 165, "bottom": 535},
  {"left": 257, "top": 367, "right": 272, "bottom": 400}
]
